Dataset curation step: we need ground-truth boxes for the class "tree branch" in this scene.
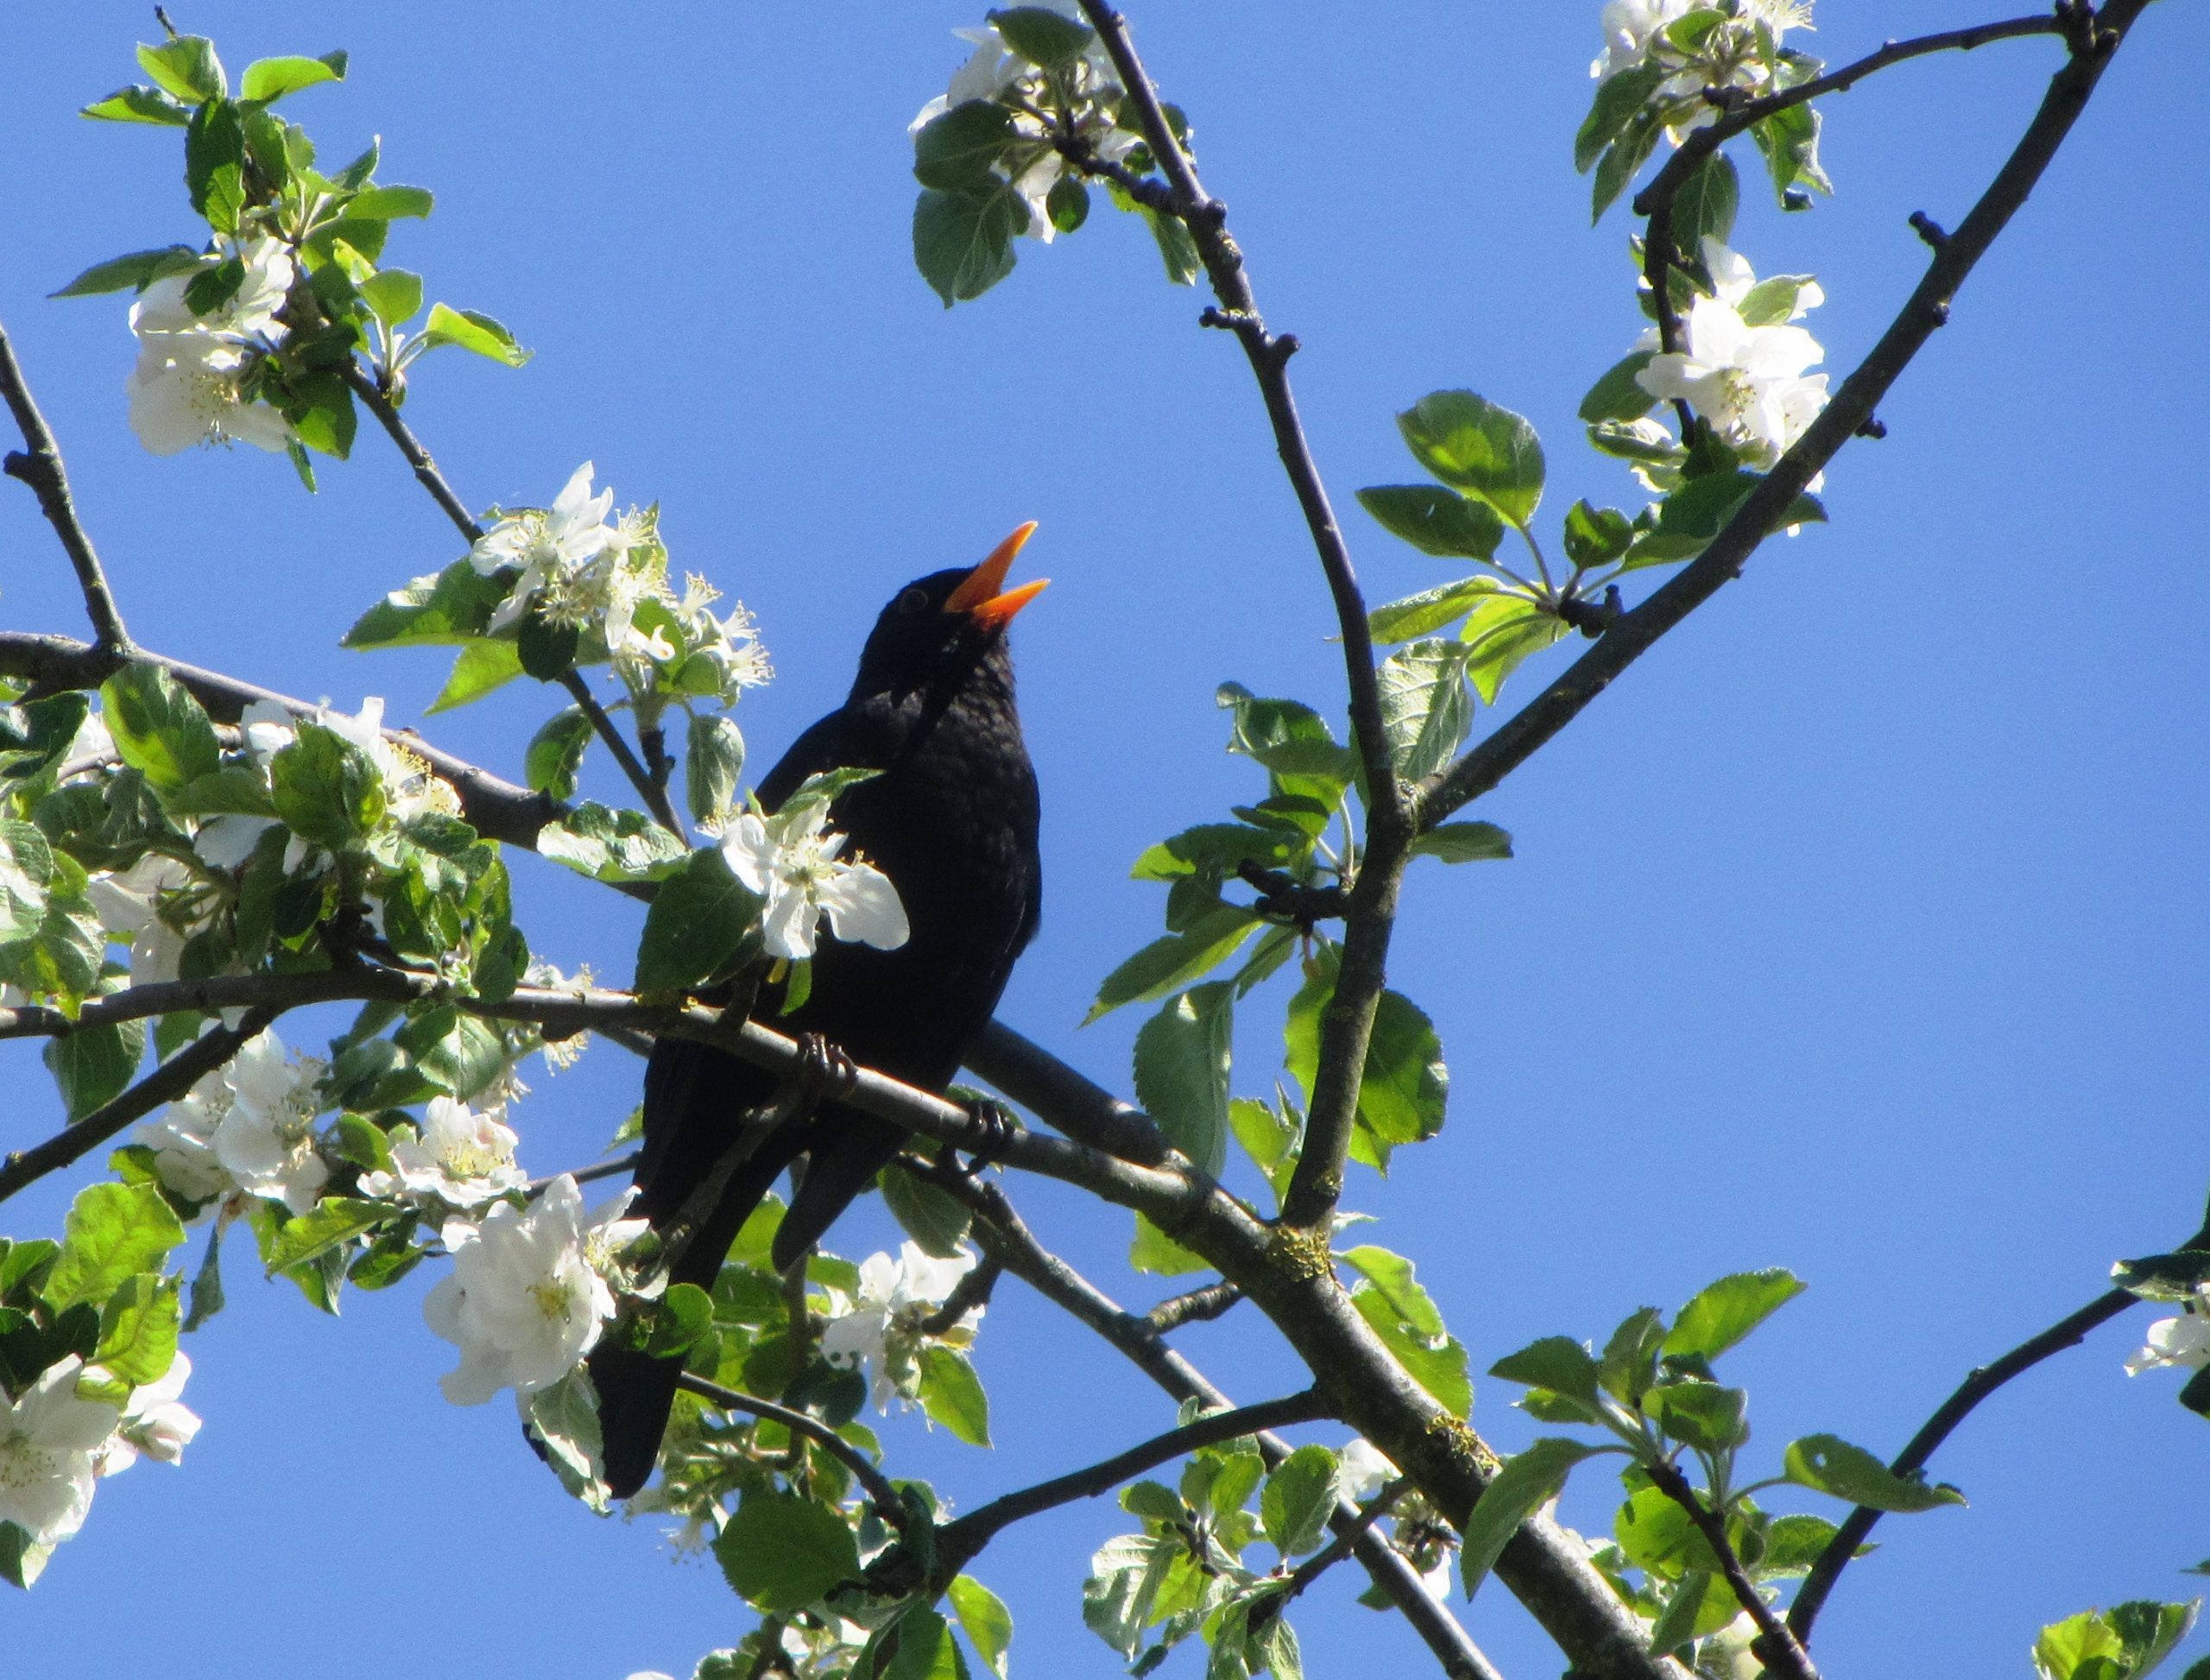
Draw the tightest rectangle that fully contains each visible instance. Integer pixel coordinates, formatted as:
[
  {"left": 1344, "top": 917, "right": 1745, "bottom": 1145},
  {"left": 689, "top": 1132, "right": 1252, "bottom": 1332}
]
[
  {"left": 0, "top": 629, "right": 562, "bottom": 853},
  {"left": 965, "top": 1019, "right": 1176, "bottom": 1167},
  {"left": 0, "top": 319, "right": 132, "bottom": 655},
  {"left": 1070, "top": 2, "right": 1409, "bottom": 844},
  {"left": 936, "top": 1388, "right": 1332, "bottom": 1574},
  {"left": 557, "top": 667, "right": 686, "bottom": 837},
  {"left": 1417, "top": 0, "right": 2149, "bottom": 837},
  {"left": 673, "top": 1371, "right": 908, "bottom": 1529},
  {"left": 942, "top": 1176, "right": 1509, "bottom": 1680},
  {"left": 1147, "top": 1279, "right": 1242, "bottom": 1333},
  {"left": 0, "top": 1006, "right": 276, "bottom": 1205},
  {"left": 1787, "top": 1212, "right": 2210, "bottom": 1643},
  {"left": 1644, "top": 1457, "right": 1818, "bottom": 1680}
]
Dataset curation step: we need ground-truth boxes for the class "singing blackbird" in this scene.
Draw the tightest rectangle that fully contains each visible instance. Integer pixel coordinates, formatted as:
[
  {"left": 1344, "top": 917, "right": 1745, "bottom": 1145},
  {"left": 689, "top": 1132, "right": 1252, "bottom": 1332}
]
[{"left": 590, "top": 523, "right": 1046, "bottom": 1498}]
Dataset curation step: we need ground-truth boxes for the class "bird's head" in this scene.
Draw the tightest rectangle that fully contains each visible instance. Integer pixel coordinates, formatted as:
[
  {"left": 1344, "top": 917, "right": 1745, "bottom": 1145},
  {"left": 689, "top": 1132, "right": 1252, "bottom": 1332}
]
[{"left": 849, "top": 521, "right": 1049, "bottom": 698}]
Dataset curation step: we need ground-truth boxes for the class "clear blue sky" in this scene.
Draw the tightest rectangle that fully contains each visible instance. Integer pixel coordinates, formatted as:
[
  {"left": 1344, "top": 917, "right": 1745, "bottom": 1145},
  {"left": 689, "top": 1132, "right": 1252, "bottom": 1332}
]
[{"left": 3, "top": 4, "right": 2205, "bottom": 1677}]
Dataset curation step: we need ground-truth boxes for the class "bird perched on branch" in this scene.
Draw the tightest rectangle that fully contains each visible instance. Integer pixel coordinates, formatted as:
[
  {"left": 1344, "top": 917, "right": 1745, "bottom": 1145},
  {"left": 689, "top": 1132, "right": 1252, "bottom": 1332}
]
[{"left": 590, "top": 523, "right": 1046, "bottom": 1499}]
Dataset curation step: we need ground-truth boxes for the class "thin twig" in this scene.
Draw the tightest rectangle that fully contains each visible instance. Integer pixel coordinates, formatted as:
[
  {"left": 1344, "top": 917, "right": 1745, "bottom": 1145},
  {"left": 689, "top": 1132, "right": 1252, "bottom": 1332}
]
[
  {"left": 919, "top": 1253, "right": 1002, "bottom": 1337},
  {"left": 527, "top": 1152, "right": 640, "bottom": 1197},
  {"left": 1645, "top": 1457, "right": 1818, "bottom": 1680},
  {"left": 559, "top": 668, "right": 685, "bottom": 837},
  {"left": 937, "top": 1388, "right": 1331, "bottom": 1572},
  {"left": 0, "top": 320, "right": 132, "bottom": 654},
  {"left": 1417, "top": 0, "right": 2149, "bottom": 837},
  {"left": 674, "top": 1371, "right": 908, "bottom": 1528},
  {"left": 1148, "top": 1279, "right": 1243, "bottom": 1333},
  {"left": 1788, "top": 1215, "right": 2210, "bottom": 1643},
  {"left": 0, "top": 1007, "right": 277, "bottom": 1205}
]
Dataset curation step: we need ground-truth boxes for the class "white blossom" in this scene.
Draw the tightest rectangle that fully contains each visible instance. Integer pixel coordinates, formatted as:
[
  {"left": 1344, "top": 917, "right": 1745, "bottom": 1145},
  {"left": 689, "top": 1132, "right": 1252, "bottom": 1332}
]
[
  {"left": 319, "top": 696, "right": 459, "bottom": 824},
  {"left": 1589, "top": 0, "right": 1815, "bottom": 134},
  {"left": 360, "top": 1096, "right": 527, "bottom": 1209},
  {"left": 124, "top": 237, "right": 298, "bottom": 456},
  {"left": 469, "top": 462, "right": 616, "bottom": 635},
  {"left": 1637, "top": 245, "right": 1828, "bottom": 469},
  {"left": 89, "top": 1354, "right": 203, "bottom": 1476},
  {"left": 85, "top": 849, "right": 208, "bottom": 987},
  {"left": 1590, "top": 0, "right": 1695, "bottom": 80},
  {"left": 134, "top": 1066, "right": 241, "bottom": 1209},
  {"left": 818, "top": 1242, "right": 982, "bottom": 1412},
  {"left": 0, "top": 1357, "right": 123, "bottom": 1548},
  {"left": 210, "top": 1029, "right": 330, "bottom": 1216},
  {"left": 721, "top": 804, "right": 909, "bottom": 963},
  {"left": 1338, "top": 1437, "right": 1400, "bottom": 1505},
  {"left": 423, "top": 1176, "right": 630, "bottom": 1405},
  {"left": 2125, "top": 1297, "right": 2210, "bottom": 1376}
]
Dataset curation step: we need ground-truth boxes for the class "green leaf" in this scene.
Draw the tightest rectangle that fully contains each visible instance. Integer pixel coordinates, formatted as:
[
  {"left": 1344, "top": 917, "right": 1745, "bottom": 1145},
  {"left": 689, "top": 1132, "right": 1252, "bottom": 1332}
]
[
  {"left": 918, "top": 1345, "right": 991, "bottom": 1446},
  {"left": 524, "top": 1369, "right": 609, "bottom": 1510},
  {"left": 1739, "top": 275, "right": 1821, "bottom": 328},
  {"left": 1086, "top": 904, "right": 1260, "bottom": 1022},
  {"left": 1575, "top": 62, "right": 1666, "bottom": 173},
  {"left": 886, "top": 1607, "right": 964, "bottom": 1680},
  {"left": 881, "top": 1163, "right": 974, "bottom": 1259},
  {"left": 1411, "top": 822, "right": 1512, "bottom": 864},
  {"left": 1643, "top": 1380, "right": 1748, "bottom": 1451},
  {"left": 1359, "top": 989, "right": 1449, "bottom": 1147},
  {"left": 0, "top": 821, "right": 53, "bottom": 944},
  {"left": 1783, "top": 1434, "right": 1965, "bottom": 1513},
  {"left": 1562, "top": 501, "right": 1636, "bottom": 569},
  {"left": 1375, "top": 641, "right": 1472, "bottom": 780},
  {"left": 1599, "top": 1304, "right": 1667, "bottom": 1405},
  {"left": 1759, "top": 1513, "right": 1841, "bottom": 1576},
  {"left": 1354, "top": 485, "right": 1506, "bottom": 562},
  {"left": 2035, "top": 1601, "right": 2201, "bottom": 1680},
  {"left": 92, "top": 1273, "right": 180, "bottom": 1386},
  {"left": 1590, "top": 116, "right": 1663, "bottom": 223},
  {"left": 1130, "top": 824, "right": 1291, "bottom": 882},
  {"left": 265, "top": 1197, "right": 390, "bottom": 1277},
  {"left": 344, "top": 559, "right": 512, "bottom": 650},
  {"left": 1343, "top": 1247, "right": 1469, "bottom": 1415},
  {"left": 1046, "top": 174, "right": 1089, "bottom": 233},
  {"left": 991, "top": 6, "right": 1097, "bottom": 66},
  {"left": 1577, "top": 352, "right": 1661, "bottom": 425},
  {"left": 1461, "top": 1439, "right": 1604, "bottom": 1596},
  {"left": 685, "top": 713, "right": 747, "bottom": 823},
  {"left": 357, "top": 268, "right": 423, "bottom": 327},
  {"left": 536, "top": 802, "right": 688, "bottom": 884},
  {"left": 1751, "top": 101, "right": 1831, "bottom": 206},
  {"left": 914, "top": 185, "right": 1025, "bottom": 306},
  {"left": 185, "top": 100, "right": 245, "bottom": 233},
  {"left": 270, "top": 721, "right": 386, "bottom": 846},
  {"left": 47, "top": 1182, "right": 186, "bottom": 1310},
  {"left": 395, "top": 1007, "right": 511, "bottom": 1102},
  {"left": 0, "top": 1522, "right": 52, "bottom": 1589},
  {"left": 44, "top": 1020, "right": 148, "bottom": 1121},
  {"left": 1490, "top": 1336, "right": 1602, "bottom": 1403},
  {"left": 138, "top": 35, "right": 226, "bottom": 104},
  {"left": 79, "top": 85, "right": 193, "bottom": 126},
  {"left": 1367, "top": 578, "right": 1502, "bottom": 646},
  {"left": 100, "top": 664, "right": 219, "bottom": 792},
  {"left": 1129, "top": 1211, "right": 1209, "bottom": 1277},
  {"left": 1397, "top": 391, "right": 1544, "bottom": 528},
  {"left": 1133, "top": 983, "right": 1232, "bottom": 1177},
  {"left": 347, "top": 185, "right": 434, "bottom": 220},
  {"left": 912, "top": 101, "right": 1017, "bottom": 192},
  {"left": 240, "top": 54, "right": 343, "bottom": 103},
  {"left": 1460, "top": 591, "right": 1568, "bottom": 705},
  {"left": 1614, "top": 1485, "right": 1726, "bottom": 1582},
  {"left": 429, "top": 641, "right": 527, "bottom": 712},
  {"left": 1671, "top": 151, "right": 1740, "bottom": 256},
  {"left": 1216, "top": 684, "right": 1357, "bottom": 787},
  {"left": 420, "top": 303, "right": 531, "bottom": 366},
  {"left": 634, "top": 846, "right": 759, "bottom": 994},
  {"left": 1647, "top": 1569, "right": 1738, "bottom": 1652},
  {"left": 523, "top": 706, "right": 592, "bottom": 802},
  {"left": 1140, "top": 205, "right": 1203, "bottom": 287},
  {"left": 716, "top": 1491, "right": 862, "bottom": 1614},
  {"left": 948, "top": 1575, "right": 1014, "bottom": 1679},
  {"left": 51, "top": 244, "right": 204, "bottom": 298},
  {"left": 1664, "top": 1268, "right": 1805, "bottom": 1361},
  {"left": 1260, "top": 1445, "right": 1339, "bottom": 1559}
]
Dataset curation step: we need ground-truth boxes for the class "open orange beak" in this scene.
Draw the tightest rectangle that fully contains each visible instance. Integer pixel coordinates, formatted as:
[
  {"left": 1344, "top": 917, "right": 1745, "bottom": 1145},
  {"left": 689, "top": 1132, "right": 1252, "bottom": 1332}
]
[{"left": 943, "top": 521, "right": 1049, "bottom": 630}]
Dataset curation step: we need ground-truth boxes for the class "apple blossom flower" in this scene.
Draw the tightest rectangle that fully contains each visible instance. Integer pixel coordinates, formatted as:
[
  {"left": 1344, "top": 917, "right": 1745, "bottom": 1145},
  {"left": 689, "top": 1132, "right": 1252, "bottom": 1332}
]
[
  {"left": 2125, "top": 1296, "right": 2210, "bottom": 1376},
  {"left": 0, "top": 1356, "right": 123, "bottom": 1548},
  {"left": 125, "top": 237, "right": 298, "bottom": 456},
  {"left": 1338, "top": 1437, "right": 1400, "bottom": 1505},
  {"left": 1588, "top": 0, "right": 1815, "bottom": 137},
  {"left": 1590, "top": 0, "right": 1695, "bottom": 80},
  {"left": 721, "top": 803, "right": 908, "bottom": 963},
  {"left": 90, "top": 1354, "right": 203, "bottom": 1476},
  {"left": 1636, "top": 262, "right": 1828, "bottom": 469},
  {"left": 818, "top": 1241, "right": 983, "bottom": 1412},
  {"left": 424, "top": 1175, "right": 632, "bottom": 1405},
  {"left": 469, "top": 462, "right": 616, "bottom": 635},
  {"left": 359, "top": 1096, "right": 528, "bottom": 1209},
  {"left": 86, "top": 849, "right": 211, "bottom": 986},
  {"left": 135, "top": 1066, "right": 242, "bottom": 1209},
  {"left": 210, "top": 1028, "right": 331, "bottom": 1216}
]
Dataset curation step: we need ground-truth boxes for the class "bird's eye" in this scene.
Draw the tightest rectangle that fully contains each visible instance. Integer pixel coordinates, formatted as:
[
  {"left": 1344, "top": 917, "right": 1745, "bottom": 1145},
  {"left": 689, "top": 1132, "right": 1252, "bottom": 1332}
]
[{"left": 896, "top": 587, "right": 931, "bottom": 616}]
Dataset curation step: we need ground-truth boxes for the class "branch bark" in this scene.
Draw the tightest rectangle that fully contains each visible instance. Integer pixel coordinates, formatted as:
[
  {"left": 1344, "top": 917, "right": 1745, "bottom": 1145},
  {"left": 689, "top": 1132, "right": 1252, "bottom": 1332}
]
[
  {"left": 0, "top": 319, "right": 132, "bottom": 654},
  {"left": 1645, "top": 1458, "right": 1818, "bottom": 1680},
  {"left": 673, "top": 1371, "right": 908, "bottom": 1527}
]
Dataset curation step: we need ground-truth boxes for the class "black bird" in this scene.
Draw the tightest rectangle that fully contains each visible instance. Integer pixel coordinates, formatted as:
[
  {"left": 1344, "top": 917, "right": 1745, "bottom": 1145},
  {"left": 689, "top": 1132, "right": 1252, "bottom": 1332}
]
[{"left": 590, "top": 524, "right": 1046, "bottom": 1499}]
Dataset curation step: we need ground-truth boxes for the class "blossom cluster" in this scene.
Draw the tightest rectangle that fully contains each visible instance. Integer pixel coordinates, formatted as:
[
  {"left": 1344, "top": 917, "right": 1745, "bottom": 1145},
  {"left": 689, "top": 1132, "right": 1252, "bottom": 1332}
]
[
  {"left": 2125, "top": 1292, "right": 2210, "bottom": 1379},
  {"left": 124, "top": 237, "right": 298, "bottom": 457},
  {"left": 136, "top": 1026, "right": 331, "bottom": 1217},
  {"left": 468, "top": 463, "right": 770, "bottom": 706},
  {"left": 718, "top": 799, "right": 910, "bottom": 963},
  {"left": 913, "top": 0, "right": 1140, "bottom": 243},
  {"left": 1634, "top": 236, "right": 1829, "bottom": 473},
  {"left": 0, "top": 1353, "right": 201, "bottom": 1556},
  {"left": 1592, "top": 0, "right": 1816, "bottom": 136}
]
